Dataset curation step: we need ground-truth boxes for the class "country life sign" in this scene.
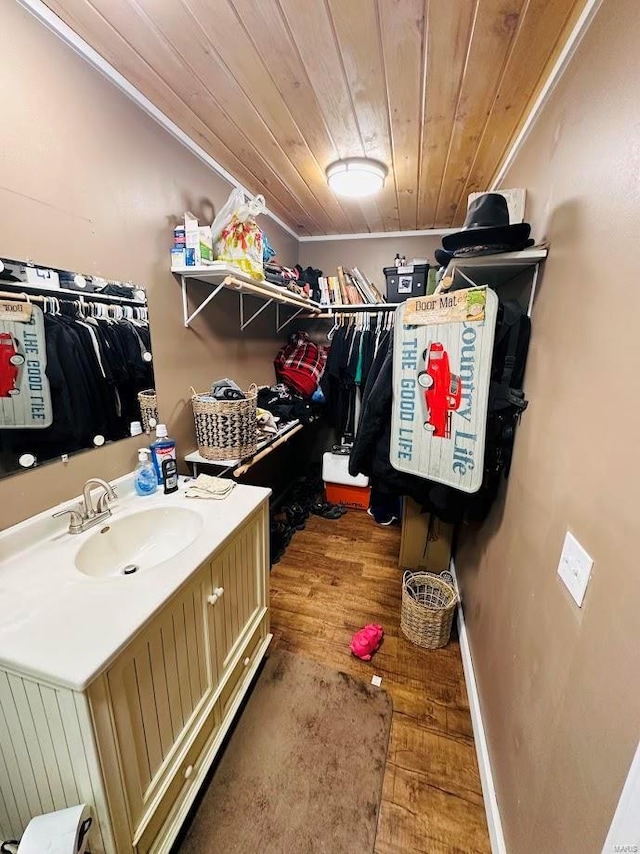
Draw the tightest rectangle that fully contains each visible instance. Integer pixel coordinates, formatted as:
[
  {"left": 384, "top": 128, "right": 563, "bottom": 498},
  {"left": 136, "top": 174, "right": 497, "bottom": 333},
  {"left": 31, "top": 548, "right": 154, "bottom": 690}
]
[
  {"left": 0, "top": 302, "right": 53, "bottom": 429},
  {"left": 390, "top": 286, "right": 498, "bottom": 493}
]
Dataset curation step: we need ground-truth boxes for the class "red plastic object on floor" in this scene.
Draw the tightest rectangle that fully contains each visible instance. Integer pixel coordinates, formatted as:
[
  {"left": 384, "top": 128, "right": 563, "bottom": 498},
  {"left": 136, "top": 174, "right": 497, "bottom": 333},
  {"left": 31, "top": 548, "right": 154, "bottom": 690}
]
[{"left": 349, "top": 624, "right": 384, "bottom": 661}]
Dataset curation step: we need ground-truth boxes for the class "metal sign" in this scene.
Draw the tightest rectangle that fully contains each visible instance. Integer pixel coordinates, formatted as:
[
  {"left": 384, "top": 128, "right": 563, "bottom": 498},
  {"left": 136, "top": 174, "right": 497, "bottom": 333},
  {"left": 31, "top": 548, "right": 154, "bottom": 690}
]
[
  {"left": 390, "top": 287, "right": 498, "bottom": 493},
  {"left": 0, "top": 302, "right": 53, "bottom": 429}
]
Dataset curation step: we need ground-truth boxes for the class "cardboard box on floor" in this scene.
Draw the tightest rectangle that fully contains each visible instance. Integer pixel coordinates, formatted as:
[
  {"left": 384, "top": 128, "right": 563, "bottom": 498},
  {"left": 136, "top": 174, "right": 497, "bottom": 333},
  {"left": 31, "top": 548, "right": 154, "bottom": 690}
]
[{"left": 399, "top": 498, "right": 453, "bottom": 571}]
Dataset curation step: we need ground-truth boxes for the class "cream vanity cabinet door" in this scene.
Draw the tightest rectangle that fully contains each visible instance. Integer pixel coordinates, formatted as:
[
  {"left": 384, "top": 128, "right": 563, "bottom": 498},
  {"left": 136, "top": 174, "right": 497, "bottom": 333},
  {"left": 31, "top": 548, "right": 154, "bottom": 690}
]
[
  {"left": 206, "top": 509, "right": 268, "bottom": 696},
  {"left": 88, "top": 560, "right": 218, "bottom": 853},
  {"left": 88, "top": 504, "right": 270, "bottom": 853}
]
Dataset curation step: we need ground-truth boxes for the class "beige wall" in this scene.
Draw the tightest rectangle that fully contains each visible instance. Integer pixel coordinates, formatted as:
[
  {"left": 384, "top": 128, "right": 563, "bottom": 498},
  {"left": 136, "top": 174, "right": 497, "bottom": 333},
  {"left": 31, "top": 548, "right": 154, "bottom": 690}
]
[
  {"left": 0, "top": 2, "right": 297, "bottom": 530},
  {"left": 299, "top": 234, "right": 443, "bottom": 298},
  {"left": 456, "top": 1, "right": 640, "bottom": 851}
]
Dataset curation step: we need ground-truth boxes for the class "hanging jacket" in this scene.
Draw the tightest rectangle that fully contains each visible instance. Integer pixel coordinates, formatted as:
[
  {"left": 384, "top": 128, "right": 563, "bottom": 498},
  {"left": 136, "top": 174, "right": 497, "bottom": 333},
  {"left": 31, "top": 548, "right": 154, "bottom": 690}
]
[
  {"left": 274, "top": 331, "right": 327, "bottom": 398},
  {"left": 349, "top": 330, "right": 470, "bottom": 524},
  {"left": 0, "top": 306, "right": 153, "bottom": 472}
]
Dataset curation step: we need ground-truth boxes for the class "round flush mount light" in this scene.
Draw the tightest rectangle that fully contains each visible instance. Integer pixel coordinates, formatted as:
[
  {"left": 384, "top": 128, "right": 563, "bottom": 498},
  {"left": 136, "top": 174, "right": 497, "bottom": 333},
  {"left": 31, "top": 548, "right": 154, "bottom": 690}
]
[{"left": 326, "top": 158, "right": 388, "bottom": 198}]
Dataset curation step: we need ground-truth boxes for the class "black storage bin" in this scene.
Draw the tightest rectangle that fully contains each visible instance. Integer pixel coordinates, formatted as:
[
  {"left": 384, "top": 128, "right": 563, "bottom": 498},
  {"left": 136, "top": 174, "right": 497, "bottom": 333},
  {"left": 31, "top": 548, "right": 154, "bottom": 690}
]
[{"left": 384, "top": 264, "right": 429, "bottom": 302}]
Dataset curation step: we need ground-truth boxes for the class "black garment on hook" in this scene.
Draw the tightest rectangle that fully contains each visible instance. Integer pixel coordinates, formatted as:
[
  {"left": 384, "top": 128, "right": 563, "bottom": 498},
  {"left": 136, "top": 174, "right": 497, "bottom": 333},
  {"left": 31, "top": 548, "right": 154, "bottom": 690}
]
[
  {"left": 322, "top": 316, "right": 393, "bottom": 441},
  {"left": 348, "top": 330, "right": 470, "bottom": 524},
  {"left": 0, "top": 304, "right": 153, "bottom": 470}
]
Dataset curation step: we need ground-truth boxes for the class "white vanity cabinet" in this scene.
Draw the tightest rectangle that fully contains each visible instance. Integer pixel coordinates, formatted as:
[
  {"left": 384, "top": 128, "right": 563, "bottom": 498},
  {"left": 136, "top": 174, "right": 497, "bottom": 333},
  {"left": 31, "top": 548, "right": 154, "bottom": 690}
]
[{"left": 0, "top": 500, "right": 271, "bottom": 854}]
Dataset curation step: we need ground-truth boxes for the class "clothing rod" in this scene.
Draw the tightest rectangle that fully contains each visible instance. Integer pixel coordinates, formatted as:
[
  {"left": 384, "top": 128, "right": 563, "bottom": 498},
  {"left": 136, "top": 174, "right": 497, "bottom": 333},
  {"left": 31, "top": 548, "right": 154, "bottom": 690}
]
[
  {"left": 0, "top": 287, "right": 145, "bottom": 308},
  {"left": 233, "top": 424, "right": 304, "bottom": 477},
  {"left": 299, "top": 305, "right": 399, "bottom": 318},
  {"left": 300, "top": 312, "right": 397, "bottom": 321},
  {"left": 323, "top": 303, "right": 399, "bottom": 311}
]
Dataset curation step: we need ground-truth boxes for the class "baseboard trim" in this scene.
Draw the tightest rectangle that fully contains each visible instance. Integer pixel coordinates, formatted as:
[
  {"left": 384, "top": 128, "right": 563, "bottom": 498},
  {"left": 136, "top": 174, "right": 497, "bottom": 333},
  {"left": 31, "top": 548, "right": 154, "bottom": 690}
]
[{"left": 450, "top": 560, "right": 507, "bottom": 854}]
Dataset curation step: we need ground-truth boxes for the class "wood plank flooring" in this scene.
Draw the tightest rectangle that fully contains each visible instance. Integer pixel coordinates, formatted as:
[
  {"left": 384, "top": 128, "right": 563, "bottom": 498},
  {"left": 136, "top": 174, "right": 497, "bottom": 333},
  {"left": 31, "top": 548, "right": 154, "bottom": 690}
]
[{"left": 269, "top": 511, "right": 491, "bottom": 854}]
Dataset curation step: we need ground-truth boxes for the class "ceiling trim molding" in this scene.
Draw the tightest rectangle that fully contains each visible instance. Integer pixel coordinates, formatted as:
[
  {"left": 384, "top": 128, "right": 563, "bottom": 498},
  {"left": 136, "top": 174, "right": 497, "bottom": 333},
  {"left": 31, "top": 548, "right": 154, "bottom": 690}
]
[
  {"left": 491, "top": 0, "right": 604, "bottom": 190},
  {"left": 299, "top": 228, "right": 457, "bottom": 243},
  {"left": 16, "top": 0, "right": 300, "bottom": 241}
]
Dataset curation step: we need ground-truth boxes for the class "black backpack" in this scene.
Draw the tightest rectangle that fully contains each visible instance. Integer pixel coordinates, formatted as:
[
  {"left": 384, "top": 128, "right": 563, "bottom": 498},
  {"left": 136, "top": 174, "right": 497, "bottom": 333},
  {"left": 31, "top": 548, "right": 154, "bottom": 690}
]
[{"left": 466, "top": 298, "right": 531, "bottom": 520}]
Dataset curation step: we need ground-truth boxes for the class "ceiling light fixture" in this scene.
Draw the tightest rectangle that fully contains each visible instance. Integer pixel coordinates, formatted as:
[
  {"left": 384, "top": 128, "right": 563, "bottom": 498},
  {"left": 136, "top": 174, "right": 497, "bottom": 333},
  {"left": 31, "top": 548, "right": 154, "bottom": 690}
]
[{"left": 326, "top": 158, "right": 388, "bottom": 198}]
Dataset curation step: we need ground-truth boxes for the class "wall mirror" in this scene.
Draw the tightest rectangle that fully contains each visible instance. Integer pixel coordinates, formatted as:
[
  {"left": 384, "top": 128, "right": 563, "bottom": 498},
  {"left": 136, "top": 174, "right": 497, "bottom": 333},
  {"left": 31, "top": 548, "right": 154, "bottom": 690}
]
[{"left": 0, "top": 256, "right": 157, "bottom": 479}]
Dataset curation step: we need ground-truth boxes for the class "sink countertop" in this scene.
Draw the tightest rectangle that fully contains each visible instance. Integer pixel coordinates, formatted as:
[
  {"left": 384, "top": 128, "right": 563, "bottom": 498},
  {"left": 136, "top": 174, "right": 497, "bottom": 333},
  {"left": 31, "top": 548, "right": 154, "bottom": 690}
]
[{"left": 0, "top": 476, "right": 270, "bottom": 691}]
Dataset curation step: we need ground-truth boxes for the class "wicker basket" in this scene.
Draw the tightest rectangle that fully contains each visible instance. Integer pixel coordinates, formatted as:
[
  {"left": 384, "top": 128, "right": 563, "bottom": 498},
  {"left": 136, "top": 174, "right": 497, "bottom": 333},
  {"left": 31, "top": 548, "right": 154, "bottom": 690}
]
[
  {"left": 191, "top": 384, "right": 258, "bottom": 461},
  {"left": 400, "top": 570, "right": 458, "bottom": 649},
  {"left": 137, "top": 389, "right": 158, "bottom": 433}
]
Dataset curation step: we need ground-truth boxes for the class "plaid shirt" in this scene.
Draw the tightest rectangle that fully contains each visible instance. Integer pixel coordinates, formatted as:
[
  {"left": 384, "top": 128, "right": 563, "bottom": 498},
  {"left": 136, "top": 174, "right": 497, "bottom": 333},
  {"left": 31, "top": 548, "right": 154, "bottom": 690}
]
[{"left": 274, "top": 331, "right": 327, "bottom": 398}]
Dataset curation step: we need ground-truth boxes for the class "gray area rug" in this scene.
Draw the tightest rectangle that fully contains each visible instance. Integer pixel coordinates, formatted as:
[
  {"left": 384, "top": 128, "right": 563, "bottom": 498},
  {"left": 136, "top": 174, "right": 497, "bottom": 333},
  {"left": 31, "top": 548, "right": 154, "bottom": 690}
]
[{"left": 177, "top": 649, "right": 393, "bottom": 854}]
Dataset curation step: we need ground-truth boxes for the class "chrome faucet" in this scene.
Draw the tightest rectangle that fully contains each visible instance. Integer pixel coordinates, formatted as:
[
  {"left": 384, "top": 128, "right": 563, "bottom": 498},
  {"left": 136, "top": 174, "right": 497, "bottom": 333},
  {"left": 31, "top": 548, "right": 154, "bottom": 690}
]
[
  {"left": 53, "top": 478, "right": 118, "bottom": 534},
  {"left": 82, "top": 478, "right": 118, "bottom": 518}
]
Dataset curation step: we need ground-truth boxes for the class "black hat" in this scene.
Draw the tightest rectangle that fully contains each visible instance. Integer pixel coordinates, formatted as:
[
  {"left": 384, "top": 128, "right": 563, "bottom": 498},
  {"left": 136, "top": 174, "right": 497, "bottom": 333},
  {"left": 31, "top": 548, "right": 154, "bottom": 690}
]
[
  {"left": 442, "top": 193, "right": 532, "bottom": 257},
  {"left": 434, "top": 248, "right": 453, "bottom": 268}
]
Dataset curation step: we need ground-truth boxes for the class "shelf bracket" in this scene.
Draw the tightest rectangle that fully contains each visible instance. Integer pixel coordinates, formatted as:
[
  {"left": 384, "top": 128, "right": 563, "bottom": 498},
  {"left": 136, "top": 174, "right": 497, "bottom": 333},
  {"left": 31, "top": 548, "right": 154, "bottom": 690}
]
[
  {"left": 239, "top": 292, "right": 274, "bottom": 330},
  {"left": 276, "top": 303, "right": 305, "bottom": 334},
  {"left": 527, "top": 263, "right": 540, "bottom": 317},
  {"left": 181, "top": 276, "right": 225, "bottom": 327},
  {"left": 178, "top": 271, "right": 321, "bottom": 330}
]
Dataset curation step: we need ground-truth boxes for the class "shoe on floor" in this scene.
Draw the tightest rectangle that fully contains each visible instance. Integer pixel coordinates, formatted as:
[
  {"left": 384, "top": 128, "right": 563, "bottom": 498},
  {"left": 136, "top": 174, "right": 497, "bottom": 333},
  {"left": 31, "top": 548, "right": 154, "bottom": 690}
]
[
  {"left": 311, "top": 502, "right": 344, "bottom": 520},
  {"left": 284, "top": 503, "right": 308, "bottom": 530},
  {"left": 367, "top": 507, "right": 399, "bottom": 526}
]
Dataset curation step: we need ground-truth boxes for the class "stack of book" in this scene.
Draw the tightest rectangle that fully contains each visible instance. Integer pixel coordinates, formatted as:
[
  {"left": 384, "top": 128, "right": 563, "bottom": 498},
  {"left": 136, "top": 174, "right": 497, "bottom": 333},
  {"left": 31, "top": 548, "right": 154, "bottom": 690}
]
[{"left": 318, "top": 266, "right": 386, "bottom": 307}]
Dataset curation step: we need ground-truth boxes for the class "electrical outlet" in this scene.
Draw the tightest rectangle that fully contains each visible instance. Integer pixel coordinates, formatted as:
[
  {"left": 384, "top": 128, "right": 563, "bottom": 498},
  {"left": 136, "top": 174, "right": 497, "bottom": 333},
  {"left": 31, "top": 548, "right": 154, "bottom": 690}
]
[{"left": 557, "top": 531, "right": 594, "bottom": 607}]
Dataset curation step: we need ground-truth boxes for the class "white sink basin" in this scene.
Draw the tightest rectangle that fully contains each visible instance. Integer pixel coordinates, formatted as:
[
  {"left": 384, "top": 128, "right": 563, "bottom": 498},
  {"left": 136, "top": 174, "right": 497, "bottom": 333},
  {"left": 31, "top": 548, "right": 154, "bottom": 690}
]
[{"left": 75, "top": 507, "right": 203, "bottom": 578}]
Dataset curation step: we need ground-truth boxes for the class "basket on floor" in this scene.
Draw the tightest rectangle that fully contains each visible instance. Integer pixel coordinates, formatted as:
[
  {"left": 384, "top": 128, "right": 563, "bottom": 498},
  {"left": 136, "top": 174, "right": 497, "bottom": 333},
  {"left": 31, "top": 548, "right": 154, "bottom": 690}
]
[
  {"left": 401, "top": 570, "right": 458, "bottom": 649},
  {"left": 137, "top": 389, "right": 158, "bottom": 433},
  {"left": 191, "top": 384, "right": 258, "bottom": 461}
]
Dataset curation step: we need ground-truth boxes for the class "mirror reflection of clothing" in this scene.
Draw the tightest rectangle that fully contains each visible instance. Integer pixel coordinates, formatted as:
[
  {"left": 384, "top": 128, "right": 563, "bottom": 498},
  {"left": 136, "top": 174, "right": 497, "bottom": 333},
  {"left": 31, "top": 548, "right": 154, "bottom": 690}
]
[{"left": 0, "top": 308, "right": 153, "bottom": 473}]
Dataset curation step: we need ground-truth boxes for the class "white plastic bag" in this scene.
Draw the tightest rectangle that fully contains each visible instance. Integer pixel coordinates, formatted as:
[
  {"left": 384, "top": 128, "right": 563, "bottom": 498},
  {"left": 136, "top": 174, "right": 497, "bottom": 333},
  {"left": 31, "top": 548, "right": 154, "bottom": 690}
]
[
  {"left": 217, "top": 194, "right": 267, "bottom": 280},
  {"left": 233, "top": 194, "right": 267, "bottom": 223},
  {"left": 210, "top": 187, "right": 246, "bottom": 245}
]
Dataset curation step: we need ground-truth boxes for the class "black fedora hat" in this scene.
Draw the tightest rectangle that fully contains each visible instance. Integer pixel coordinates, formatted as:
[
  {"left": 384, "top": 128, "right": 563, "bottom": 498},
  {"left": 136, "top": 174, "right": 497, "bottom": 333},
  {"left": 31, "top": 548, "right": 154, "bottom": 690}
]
[
  {"left": 434, "top": 248, "right": 453, "bottom": 268},
  {"left": 442, "top": 193, "right": 532, "bottom": 256}
]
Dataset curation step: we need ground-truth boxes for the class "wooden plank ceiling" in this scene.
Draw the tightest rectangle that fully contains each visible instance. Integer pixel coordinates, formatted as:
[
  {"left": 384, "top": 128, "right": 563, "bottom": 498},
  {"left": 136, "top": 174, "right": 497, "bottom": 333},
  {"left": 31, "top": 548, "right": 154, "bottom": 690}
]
[{"left": 43, "top": 0, "right": 588, "bottom": 236}]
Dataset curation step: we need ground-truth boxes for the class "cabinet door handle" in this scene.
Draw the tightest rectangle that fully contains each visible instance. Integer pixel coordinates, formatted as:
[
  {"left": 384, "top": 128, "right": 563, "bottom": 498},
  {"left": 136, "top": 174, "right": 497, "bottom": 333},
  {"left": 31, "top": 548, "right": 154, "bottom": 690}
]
[
  {"left": 215, "top": 587, "right": 224, "bottom": 598},
  {"left": 207, "top": 594, "right": 218, "bottom": 605},
  {"left": 184, "top": 764, "right": 194, "bottom": 780},
  {"left": 243, "top": 657, "right": 251, "bottom": 667}
]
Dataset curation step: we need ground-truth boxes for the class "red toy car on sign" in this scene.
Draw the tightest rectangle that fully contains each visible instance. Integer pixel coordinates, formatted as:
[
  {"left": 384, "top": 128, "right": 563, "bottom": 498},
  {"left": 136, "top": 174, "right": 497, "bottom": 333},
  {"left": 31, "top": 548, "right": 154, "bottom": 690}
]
[
  {"left": 0, "top": 332, "right": 25, "bottom": 398},
  {"left": 417, "top": 343, "right": 462, "bottom": 438}
]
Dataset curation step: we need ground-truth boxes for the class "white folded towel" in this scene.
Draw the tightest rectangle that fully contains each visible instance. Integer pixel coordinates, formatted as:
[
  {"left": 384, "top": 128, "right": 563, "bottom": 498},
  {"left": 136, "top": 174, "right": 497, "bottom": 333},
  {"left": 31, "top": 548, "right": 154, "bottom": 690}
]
[{"left": 185, "top": 474, "right": 235, "bottom": 500}]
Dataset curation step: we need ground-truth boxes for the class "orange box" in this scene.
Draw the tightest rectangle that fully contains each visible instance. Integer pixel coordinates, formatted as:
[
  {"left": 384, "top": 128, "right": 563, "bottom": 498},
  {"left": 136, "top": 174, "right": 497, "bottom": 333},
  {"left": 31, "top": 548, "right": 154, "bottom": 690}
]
[{"left": 325, "top": 482, "right": 371, "bottom": 510}]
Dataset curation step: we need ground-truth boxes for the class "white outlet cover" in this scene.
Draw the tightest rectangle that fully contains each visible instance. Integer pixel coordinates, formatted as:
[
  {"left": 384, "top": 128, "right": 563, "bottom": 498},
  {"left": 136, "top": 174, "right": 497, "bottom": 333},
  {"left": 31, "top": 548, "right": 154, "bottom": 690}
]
[{"left": 557, "top": 531, "right": 594, "bottom": 607}]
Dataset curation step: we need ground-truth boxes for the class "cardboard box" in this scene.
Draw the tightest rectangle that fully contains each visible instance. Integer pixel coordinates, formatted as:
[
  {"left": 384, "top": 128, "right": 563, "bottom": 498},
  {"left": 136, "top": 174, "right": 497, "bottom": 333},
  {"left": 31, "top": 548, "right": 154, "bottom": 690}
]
[
  {"left": 184, "top": 212, "right": 214, "bottom": 266},
  {"left": 170, "top": 247, "right": 186, "bottom": 270},
  {"left": 399, "top": 498, "right": 453, "bottom": 571}
]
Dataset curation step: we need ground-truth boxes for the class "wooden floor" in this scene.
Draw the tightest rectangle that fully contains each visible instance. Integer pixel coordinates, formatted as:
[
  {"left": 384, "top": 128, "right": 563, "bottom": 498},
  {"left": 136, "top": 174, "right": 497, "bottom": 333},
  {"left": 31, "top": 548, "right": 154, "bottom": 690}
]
[{"left": 269, "top": 511, "right": 491, "bottom": 854}]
